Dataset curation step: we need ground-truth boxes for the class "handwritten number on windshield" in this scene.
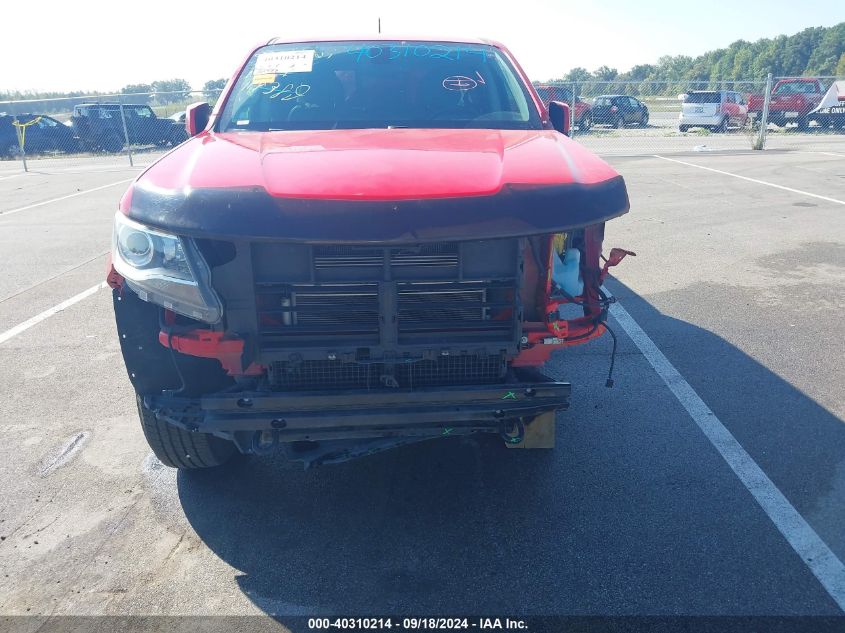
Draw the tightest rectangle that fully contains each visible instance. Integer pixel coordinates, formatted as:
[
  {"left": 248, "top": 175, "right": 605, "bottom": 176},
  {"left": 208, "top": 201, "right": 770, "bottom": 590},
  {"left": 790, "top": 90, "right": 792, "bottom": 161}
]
[
  {"left": 262, "top": 82, "right": 312, "bottom": 101},
  {"left": 352, "top": 45, "right": 488, "bottom": 62}
]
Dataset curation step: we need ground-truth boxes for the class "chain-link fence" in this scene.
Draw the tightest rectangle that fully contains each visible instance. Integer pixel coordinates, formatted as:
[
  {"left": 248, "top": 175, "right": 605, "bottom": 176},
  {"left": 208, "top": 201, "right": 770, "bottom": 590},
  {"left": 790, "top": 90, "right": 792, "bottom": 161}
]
[
  {"left": 0, "top": 90, "right": 222, "bottom": 171},
  {"left": 1, "top": 76, "right": 844, "bottom": 172},
  {"left": 536, "top": 75, "right": 845, "bottom": 155}
]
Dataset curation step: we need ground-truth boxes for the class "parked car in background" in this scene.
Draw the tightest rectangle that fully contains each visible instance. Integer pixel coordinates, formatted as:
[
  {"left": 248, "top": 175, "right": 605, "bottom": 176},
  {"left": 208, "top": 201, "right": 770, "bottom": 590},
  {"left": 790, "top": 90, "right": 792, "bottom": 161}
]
[
  {"left": 592, "top": 95, "right": 649, "bottom": 128},
  {"left": 71, "top": 103, "right": 188, "bottom": 152},
  {"left": 0, "top": 113, "right": 80, "bottom": 157},
  {"left": 169, "top": 111, "right": 186, "bottom": 124},
  {"left": 747, "top": 78, "right": 825, "bottom": 129},
  {"left": 679, "top": 91, "right": 748, "bottom": 132},
  {"left": 1, "top": 114, "right": 21, "bottom": 157},
  {"left": 535, "top": 84, "right": 593, "bottom": 130}
]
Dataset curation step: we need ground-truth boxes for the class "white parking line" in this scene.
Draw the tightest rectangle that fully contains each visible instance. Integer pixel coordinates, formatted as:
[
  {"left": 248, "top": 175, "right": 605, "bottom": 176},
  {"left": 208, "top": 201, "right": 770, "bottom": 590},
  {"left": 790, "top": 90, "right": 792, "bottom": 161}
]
[
  {"left": 0, "top": 250, "right": 108, "bottom": 304},
  {"left": 0, "top": 178, "right": 135, "bottom": 217},
  {"left": 0, "top": 172, "right": 31, "bottom": 182},
  {"left": 0, "top": 282, "right": 106, "bottom": 346},
  {"left": 653, "top": 155, "right": 845, "bottom": 206},
  {"left": 609, "top": 300, "right": 845, "bottom": 611}
]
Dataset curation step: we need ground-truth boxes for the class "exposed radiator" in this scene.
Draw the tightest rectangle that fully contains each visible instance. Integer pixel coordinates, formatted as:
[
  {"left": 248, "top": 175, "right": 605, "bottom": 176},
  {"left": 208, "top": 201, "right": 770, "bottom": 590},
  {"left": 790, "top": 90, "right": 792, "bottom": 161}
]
[{"left": 252, "top": 239, "right": 520, "bottom": 351}]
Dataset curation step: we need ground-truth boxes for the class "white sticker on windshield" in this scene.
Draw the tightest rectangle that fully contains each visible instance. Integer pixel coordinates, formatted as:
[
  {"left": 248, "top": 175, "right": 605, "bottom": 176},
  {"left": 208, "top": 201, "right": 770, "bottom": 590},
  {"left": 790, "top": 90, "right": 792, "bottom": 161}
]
[{"left": 254, "top": 50, "right": 315, "bottom": 75}]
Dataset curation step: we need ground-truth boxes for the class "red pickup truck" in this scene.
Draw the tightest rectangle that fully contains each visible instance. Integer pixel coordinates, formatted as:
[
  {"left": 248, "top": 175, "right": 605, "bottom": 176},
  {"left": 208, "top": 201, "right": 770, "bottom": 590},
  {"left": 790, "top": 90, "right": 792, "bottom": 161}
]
[
  {"left": 747, "top": 78, "right": 825, "bottom": 129},
  {"left": 108, "top": 36, "right": 632, "bottom": 471},
  {"left": 535, "top": 84, "right": 593, "bottom": 130}
]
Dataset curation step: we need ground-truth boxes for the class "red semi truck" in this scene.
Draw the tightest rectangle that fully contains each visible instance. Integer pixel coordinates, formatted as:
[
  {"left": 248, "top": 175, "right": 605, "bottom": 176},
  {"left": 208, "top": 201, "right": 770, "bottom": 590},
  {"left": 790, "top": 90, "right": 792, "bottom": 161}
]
[{"left": 747, "top": 78, "right": 825, "bottom": 129}]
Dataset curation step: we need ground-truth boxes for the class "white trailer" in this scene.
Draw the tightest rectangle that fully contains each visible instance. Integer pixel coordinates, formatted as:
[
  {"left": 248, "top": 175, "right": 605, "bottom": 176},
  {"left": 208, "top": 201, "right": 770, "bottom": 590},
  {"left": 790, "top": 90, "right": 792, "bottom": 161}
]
[{"left": 811, "top": 80, "right": 845, "bottom": 130}]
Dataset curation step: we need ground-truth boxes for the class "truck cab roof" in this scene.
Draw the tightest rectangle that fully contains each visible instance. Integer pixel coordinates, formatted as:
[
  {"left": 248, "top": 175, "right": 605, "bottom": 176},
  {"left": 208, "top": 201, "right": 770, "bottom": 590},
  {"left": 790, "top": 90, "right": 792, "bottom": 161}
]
[{"left": 267, "top": 34, "right": 499, "bottom": 46}]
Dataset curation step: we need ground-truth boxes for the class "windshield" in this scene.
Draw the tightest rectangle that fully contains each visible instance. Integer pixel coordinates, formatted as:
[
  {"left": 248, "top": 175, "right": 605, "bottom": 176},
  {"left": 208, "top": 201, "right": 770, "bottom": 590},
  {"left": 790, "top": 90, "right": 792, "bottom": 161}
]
[
  {"left": 218, "top": 41, "right": 540, "bottom": 131},
  {"left": 773, "top": 81, "right": 816, "bottom": 95},
  {"left": 685, "top": 92, "right": 721, "bottom": 104}
]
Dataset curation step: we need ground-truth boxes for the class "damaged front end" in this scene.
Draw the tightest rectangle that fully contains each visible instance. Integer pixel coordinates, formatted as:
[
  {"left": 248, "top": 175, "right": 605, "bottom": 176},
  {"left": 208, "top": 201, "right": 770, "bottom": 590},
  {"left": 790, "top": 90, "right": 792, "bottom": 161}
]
[{"left": 110, "top": 175, "right": 632, "bottom": 467}]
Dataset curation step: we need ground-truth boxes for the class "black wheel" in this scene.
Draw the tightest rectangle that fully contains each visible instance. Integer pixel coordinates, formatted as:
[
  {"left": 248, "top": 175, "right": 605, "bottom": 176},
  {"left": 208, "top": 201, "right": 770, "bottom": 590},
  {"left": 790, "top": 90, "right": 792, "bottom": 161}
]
[
  {"left": 2, "top": 142, "right": 22, "bottom": 158},
  {"left": 718, "top": 116, "right": 729, "bottom": 133},
  {"left": 679, "top": 125, "right": 689, "bottom": 132},
  {"left": 639, "top": 110, "right": 649, "bottom": 127},
  {"left": 99, "top": 131, "right": 124, "bottom": 153},
  {"left": 615, "top": 115, "right": 625, "bottom": 129},
  {"left": 169, "top": 128, "right": 188, "bottom": 146},
  {"left": 579, "top": 113, "right": 592, "bottom": 131},
  {"left": 137, "top": 394, "right": 235, "bottom": 469},
  {"left": 796, "top": 116, "right": 809, "bottom": 131}
]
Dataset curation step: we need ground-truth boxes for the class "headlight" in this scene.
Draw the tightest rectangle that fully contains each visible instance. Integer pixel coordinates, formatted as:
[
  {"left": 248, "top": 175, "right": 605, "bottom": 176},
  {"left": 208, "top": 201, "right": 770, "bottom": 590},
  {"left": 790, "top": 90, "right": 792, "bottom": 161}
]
[
  {"left": 112, "top": 212, "right": 222, "bottom": 323},
  {"left": 117, "top": 224, "right": 154, "bottom": 267}
]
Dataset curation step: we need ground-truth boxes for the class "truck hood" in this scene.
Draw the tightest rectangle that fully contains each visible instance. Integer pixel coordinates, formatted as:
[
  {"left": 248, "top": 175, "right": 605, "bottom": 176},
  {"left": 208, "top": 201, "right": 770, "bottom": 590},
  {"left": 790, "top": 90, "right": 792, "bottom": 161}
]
[{"left": 129, "top": 128, "right": 629, "bottom": 242}]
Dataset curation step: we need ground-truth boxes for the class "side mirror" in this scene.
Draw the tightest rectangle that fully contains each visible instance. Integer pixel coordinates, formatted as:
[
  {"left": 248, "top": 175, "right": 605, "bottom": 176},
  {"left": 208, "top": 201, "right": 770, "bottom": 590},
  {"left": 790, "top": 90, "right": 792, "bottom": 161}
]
[
  {"left": 548, "top": 101, "right": 571, "bottom": 136},
  {"left": 186, "top": 102, "right": 211, "bottom": 136}
]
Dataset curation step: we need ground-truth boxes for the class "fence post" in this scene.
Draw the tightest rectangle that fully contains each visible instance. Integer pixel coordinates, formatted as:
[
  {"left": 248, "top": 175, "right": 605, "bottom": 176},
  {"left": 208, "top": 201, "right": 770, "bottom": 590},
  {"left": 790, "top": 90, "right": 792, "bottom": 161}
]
[
  {"left": 757, "top": 73, "right": 773, "bottom": 150},
  {"left": 119, "top": 103, "right": 134, "bottom": 167},
  {"left": 570, "top": 83, "right": 577, "bottom": 137},
  {"left": 11, "top": 115, "right": 28, "bottom": 172}
]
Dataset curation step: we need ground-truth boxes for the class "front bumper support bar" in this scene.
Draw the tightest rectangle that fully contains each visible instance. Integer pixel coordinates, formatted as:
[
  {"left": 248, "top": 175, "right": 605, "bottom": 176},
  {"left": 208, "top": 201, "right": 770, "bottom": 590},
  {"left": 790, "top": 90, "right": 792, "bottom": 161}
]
[{"left": 143, "top": 380, "right": 571, "bottom": 442}]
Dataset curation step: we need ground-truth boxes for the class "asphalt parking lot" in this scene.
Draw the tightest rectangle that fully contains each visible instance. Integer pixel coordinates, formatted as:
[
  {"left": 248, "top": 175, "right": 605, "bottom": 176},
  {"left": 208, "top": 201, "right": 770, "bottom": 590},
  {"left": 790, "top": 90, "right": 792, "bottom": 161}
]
[{"left": 0, "top": 147, "right": 844, "bottom": 628}]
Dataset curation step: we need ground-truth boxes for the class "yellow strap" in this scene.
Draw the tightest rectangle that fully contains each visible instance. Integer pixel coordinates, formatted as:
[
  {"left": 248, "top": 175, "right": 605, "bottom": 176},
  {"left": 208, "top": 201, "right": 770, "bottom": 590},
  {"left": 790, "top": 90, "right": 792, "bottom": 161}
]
[
  {"left": 12, "top": 116, "right": 42, "bottom": 128},
  {"left": 11, "top": 116, "right": 41, "bottom": 149}
]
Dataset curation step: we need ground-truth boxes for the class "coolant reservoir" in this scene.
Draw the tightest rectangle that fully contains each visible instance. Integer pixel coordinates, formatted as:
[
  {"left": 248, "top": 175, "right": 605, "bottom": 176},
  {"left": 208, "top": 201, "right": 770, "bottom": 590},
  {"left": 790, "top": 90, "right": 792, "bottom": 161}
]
[{"left": 552, "top": 247, "right": 584, "bottom": 297}]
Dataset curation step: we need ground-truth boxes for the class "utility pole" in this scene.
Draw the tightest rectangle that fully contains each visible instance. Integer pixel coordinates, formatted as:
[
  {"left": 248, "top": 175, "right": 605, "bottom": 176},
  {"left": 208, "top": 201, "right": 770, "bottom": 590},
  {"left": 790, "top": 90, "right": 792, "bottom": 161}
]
[{"left": 757, "top": 73, "right": 773, "bottom": 151}]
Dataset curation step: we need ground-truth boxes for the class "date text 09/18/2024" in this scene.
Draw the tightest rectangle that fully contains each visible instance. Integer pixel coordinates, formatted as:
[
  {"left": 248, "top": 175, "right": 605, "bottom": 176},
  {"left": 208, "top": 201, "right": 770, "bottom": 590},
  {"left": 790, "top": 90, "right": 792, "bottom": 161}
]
[{"left": 307, "top": 617, "right": 529, "bottom": 630}]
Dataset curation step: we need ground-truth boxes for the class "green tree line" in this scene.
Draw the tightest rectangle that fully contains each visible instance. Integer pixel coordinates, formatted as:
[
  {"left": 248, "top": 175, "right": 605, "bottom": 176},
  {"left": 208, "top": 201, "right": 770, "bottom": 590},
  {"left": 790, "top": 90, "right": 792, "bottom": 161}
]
[
  {"left": 554, "top": 22, "right": 845, "bottom": 85},
  {"left": 3, "top": 22, "right": 842, "bottom": 105}
]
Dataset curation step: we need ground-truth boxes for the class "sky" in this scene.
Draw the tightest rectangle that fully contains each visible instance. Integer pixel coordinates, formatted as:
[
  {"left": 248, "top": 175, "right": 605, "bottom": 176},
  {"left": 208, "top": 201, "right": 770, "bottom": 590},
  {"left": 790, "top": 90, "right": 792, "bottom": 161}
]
[{"left": 2, "top": 0, "right": 844, "bottom": 93}]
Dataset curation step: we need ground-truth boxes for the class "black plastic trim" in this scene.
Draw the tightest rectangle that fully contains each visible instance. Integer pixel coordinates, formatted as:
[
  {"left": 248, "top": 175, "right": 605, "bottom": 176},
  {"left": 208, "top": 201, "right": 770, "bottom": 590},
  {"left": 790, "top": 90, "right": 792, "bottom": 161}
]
[{"left": 129, "top": 177, "right": 629, "bottom": 243}]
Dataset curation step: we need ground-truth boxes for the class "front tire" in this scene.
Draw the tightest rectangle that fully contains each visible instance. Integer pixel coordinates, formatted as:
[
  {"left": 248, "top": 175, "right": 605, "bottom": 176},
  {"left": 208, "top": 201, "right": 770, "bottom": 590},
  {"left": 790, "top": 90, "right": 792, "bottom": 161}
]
[
  {"left": 137, "top": 394, "right": 235, "bottom": 469},
  {"left": 718, "top": 116, "right": 729, "bottom": 133},
  {"left": 99, "top": 131, "right": 124, "bottom": 153},
  {"left": 2, "top": 142, "right": 22, "bottom": 158},
  {"left": 579, "top": 113, "right": 592, "bottom": 131},
  {"left": 169, "top": 128, "right": 188, "bottom": 146},
  {"left": 615, "top": 115, "right": 625, "bottom": 129}
]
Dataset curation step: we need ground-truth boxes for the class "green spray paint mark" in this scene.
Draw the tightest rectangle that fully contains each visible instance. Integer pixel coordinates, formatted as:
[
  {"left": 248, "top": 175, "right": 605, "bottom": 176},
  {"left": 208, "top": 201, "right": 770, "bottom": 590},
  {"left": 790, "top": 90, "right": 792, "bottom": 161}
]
[
  {"left": 502, "top": 391, "right": 517, "bottom": 400},
  {"left": 442, "top": 427, "right": 454, "bottom": 436}
]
